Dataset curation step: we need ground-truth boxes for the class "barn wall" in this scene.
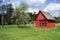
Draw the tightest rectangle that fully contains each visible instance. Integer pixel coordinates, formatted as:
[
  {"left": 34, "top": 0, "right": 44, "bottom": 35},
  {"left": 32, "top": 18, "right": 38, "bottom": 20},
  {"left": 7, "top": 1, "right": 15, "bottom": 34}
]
[
  {"left": 35, "top": 20, "right": 55, "bottom": 28},
  {"left": 35, "top": 12, "right": 47, "bottom": 28},
  {"left": 36, "top": 12, "right": 46, "bottom": 20},
  {"left": 35, "top": 11, "right": 55, "bottom": 28},
  {"left": 35, "top": 20, "right": 40, "bottom": 28},
  {"left": 47, "top": 20, "right": 55, "bottom": 28},
  {"left": 35, "top": 20, "right": 48, "bottom": 28}
]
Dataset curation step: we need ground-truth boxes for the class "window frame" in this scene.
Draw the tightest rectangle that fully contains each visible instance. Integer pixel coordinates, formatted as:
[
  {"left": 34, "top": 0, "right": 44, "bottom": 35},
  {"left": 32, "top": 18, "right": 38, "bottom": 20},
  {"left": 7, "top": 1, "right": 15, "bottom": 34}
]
[{"left": 40, "top": 20, "right": 47, "bottom": 27}]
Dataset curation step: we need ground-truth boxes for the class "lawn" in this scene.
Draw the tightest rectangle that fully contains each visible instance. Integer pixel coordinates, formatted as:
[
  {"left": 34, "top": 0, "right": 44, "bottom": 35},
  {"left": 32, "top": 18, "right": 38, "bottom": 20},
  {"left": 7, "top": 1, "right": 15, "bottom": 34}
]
[{"left": 0, "top": 23, "right": 60, "bottom": 40}]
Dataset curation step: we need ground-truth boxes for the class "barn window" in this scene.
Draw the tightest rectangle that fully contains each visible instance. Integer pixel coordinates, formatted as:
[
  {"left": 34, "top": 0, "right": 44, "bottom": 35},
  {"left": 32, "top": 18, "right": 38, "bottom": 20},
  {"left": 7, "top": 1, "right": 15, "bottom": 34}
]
[{"left": 40, "top": 20, "right": 47, "bottom": 27}]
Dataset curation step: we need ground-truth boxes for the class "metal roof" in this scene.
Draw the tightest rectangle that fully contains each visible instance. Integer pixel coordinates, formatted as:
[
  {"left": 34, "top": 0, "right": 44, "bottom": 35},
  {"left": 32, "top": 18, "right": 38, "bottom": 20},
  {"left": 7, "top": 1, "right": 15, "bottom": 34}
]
[{"left": 41, "top": 11, "right": 55, "bottom": 20}]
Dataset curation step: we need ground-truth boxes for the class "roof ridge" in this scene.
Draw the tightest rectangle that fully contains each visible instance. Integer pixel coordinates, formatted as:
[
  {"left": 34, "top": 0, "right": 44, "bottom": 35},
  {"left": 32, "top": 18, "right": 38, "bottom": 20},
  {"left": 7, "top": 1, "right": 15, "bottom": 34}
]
[
  {"left": 40, "top": 11, "right": 55, "bottom": 20},
  {"left": 35, "top": 11, "right": 55, "bottom": 20}
]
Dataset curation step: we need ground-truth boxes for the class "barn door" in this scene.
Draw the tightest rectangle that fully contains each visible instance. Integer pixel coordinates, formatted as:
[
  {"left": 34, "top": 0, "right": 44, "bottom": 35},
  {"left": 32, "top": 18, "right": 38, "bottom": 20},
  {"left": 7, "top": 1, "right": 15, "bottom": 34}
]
[{"left": 40, "top": 20, "right": 47, "bottom": 27}]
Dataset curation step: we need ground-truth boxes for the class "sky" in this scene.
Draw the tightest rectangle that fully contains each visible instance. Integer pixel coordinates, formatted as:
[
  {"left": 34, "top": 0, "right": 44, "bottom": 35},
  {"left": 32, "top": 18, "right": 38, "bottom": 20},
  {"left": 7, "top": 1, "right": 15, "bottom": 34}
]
[{"left": 0, "top": 0, "right": 60, "bottom": 17}]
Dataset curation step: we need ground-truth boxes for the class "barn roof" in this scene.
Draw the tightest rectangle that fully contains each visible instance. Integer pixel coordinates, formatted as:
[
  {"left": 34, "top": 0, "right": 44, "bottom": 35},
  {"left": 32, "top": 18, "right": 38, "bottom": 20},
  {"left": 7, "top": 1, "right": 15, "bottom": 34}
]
[{"left": 35, "top": 11, "right": 55, "bottom": 20}]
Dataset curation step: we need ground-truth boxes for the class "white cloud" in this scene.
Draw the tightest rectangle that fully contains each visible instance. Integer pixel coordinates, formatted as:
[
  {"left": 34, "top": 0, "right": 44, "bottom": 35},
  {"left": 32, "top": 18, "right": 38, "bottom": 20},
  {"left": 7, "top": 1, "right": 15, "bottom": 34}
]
[
  {"left": 44, "top": 2, "right": 60, "bottom": 11},
  {"left": 1, "top": 0, "right": 21, "bottom": 8},
  {"left": 10, "top": 0, "right": 21, "bottom": 8},
  {"left": 44, "top": 2, "right": 60, "bottom": 17},
  {"left": 34, "top": 4, "right": 40, "bottom": 7},
  {"left": 26, "top": 8, "right": 39, "bottom": 14},
  {"left": 23, "top": 0, "right": 46, "bottom": 5},
  {"left": 2, "top": 0, "right": 46, "bottom": 8}
]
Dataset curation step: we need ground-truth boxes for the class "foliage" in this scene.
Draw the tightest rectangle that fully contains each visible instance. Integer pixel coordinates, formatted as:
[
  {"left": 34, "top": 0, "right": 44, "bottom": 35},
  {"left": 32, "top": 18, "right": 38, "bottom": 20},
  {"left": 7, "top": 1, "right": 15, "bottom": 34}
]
[
  {"left": 5, "top": 4, "right": 14, "bottom": 24},
  {"left": 13, "top": 3, "right": 31, "bottom": 25},
  {"left": 0, "top": 3, "right": 14, "bottom": 25},
  {"left": 27, "top": 12, "right": 37, "bottom": 21},
  {"left": 55, "top": 17, "right": 60, "bottom": 23}
]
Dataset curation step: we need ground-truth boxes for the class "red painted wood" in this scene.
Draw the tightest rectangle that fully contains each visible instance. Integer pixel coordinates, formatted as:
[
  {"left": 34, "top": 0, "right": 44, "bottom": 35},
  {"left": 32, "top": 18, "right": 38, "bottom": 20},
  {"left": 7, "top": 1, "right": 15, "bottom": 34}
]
[
  {"left": 35, "top": 11, "right": 47, "bottom": 20},
  {"left": 35, "top": 11, "right": 55, "bottom": 28},
  {"left": 47, "top": 20, "right": 55, "bottom": 28}
]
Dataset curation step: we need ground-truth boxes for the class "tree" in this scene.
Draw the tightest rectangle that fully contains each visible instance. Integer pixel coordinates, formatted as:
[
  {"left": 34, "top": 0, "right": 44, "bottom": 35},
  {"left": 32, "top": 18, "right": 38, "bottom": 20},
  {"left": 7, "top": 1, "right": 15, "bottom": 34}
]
[
  {"left": 0, "top": 3, "right": 14, "bottom": 25},
  {"left": 4, "top": 4, "right": 14, "bottom": 24},
  {"left": 27, "top": 12, "right": 37, "bottom": 21},
  {"left": 13, "top": 3, "right": 31, "bottom": 26},
  {"left": 0, "top": 4, "right": 6, "bottom": 27}
]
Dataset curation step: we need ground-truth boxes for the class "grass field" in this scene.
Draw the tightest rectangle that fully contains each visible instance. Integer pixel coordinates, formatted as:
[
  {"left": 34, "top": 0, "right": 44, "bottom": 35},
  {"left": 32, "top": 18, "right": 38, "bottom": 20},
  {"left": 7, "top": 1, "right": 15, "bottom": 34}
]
[{"left": 0, "top": 23, "right": 60, "bottom": 40}]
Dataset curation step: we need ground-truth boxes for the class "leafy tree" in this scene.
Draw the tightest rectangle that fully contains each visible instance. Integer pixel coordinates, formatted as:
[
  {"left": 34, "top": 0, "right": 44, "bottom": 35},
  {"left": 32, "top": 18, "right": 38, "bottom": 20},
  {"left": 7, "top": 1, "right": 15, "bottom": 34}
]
[
  {"left": 0, "top": 4, "right": 14, "bottom": 25},
  {"left": 54, "top": 17, "right": 60, "bottom": 23},
  {"left": 5, "top": 4, "right": 14, "bottom": 24},
  {"left": 27, "top": 12, "right": 37, "bottom": 21},
  {"left": 13, "top": 3, "right": 31, "bottom": 26}
]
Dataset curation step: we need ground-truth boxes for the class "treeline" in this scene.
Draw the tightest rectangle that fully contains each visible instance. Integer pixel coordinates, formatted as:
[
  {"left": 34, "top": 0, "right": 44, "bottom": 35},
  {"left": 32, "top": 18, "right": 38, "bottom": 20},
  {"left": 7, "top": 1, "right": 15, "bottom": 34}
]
[
  {"left": 0, "top": 3, "right": 37, "bottom": 25},
  {"left": 0, "top": 3, "right": 60, "bottom": 25},
  {"left": 54, "top": 17, "right": 60, "bottom": 23},
  {"left": 0, "top": 4, "right": 13, "bottom": 25}
]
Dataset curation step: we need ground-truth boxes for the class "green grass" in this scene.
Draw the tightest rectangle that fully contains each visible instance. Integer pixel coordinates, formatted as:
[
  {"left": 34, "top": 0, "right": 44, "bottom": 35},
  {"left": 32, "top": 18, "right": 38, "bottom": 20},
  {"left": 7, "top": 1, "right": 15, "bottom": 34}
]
[{"left": 0, "top": 24, "right": 60, "bottom": 40}]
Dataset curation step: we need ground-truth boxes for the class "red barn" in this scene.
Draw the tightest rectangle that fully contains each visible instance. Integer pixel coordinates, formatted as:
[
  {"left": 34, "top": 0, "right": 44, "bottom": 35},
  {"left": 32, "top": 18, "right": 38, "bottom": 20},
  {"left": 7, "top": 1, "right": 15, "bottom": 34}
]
[{"left": 34, "top": 11, "right": 55, "bottom": 28}]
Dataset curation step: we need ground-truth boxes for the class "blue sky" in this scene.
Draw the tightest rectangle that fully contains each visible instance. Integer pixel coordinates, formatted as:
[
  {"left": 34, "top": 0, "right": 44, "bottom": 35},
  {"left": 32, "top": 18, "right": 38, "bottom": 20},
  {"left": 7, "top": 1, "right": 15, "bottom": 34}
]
[{"left": 0, "top": 0, "right": 60, "bottom": 17}]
